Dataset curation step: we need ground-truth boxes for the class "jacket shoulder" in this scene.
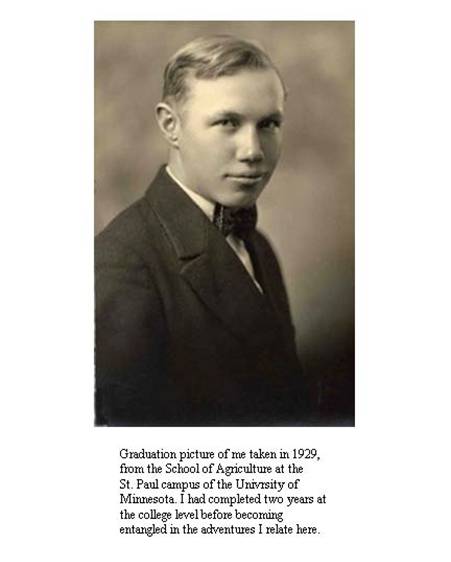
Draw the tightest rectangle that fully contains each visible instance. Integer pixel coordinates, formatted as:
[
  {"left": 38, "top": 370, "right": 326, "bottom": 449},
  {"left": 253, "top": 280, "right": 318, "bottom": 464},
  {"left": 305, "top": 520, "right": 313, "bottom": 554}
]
[{"left": 96, "top": 197, "right": 152, "bottom": 257}]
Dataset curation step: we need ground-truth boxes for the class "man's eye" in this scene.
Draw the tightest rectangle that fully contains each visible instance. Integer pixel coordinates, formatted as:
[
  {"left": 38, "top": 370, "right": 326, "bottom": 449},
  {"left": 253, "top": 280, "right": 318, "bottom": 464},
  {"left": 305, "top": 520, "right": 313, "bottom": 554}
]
[
  {"left": 216, "top": 118, "right": 239, "bottom": 128},
  {"left": 260, "top": 119, "right": 281, "bottom": 130}
]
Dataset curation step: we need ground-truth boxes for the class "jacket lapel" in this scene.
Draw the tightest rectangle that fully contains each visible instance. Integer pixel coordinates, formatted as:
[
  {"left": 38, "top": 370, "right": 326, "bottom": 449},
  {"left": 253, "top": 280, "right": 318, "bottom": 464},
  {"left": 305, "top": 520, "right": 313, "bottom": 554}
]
[{"left": 146, "top": 167, "right": 278, "bottom": 347}]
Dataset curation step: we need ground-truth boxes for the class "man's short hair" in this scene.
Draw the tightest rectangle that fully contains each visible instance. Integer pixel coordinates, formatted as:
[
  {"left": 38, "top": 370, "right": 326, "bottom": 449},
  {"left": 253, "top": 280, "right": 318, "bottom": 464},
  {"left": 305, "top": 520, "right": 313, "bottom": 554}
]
[{"left": 162, "top": 34, "right": 286, "bottom": 103}]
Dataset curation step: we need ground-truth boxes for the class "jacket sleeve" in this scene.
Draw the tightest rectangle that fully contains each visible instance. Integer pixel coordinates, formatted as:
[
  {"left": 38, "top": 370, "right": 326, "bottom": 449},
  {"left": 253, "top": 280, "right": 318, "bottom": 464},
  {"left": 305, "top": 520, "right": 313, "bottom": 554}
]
[{"left": 95, "top": 233, "right": 170, "bottom": 426}]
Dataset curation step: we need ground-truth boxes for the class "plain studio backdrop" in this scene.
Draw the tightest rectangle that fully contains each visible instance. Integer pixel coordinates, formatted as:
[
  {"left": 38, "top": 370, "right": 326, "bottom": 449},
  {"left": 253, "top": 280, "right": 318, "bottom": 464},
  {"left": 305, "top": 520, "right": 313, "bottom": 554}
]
[{"left": 95, "top": 21, "right": 355, "bottom": 425}]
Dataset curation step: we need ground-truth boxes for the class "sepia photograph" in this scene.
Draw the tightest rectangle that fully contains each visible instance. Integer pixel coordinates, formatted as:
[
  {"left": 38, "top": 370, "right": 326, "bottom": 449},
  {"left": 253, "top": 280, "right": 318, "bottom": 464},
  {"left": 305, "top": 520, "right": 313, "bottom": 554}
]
[{"left": 94, "top": 21, "right": 354, "bottom": 427}]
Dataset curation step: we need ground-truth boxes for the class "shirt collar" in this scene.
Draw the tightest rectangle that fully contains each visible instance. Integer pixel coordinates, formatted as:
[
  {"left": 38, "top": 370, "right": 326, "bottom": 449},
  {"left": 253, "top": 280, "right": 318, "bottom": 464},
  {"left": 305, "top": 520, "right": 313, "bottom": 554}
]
[{"left": 166, "top": 166, "right": 215, "bottom": 222}]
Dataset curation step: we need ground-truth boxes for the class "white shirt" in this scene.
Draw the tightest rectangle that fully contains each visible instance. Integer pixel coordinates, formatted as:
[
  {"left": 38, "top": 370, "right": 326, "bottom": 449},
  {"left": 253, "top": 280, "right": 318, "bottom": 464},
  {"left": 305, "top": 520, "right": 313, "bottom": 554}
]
[{"left": 166, "top": 166, "right": 263, "bottom": 293}]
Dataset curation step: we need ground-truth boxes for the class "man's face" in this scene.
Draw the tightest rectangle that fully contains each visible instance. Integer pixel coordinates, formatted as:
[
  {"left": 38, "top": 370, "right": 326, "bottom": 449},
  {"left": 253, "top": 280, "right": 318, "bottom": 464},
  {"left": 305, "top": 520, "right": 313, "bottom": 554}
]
[{"left": 172, "top": 68, "right": 285, "bottom": 208}]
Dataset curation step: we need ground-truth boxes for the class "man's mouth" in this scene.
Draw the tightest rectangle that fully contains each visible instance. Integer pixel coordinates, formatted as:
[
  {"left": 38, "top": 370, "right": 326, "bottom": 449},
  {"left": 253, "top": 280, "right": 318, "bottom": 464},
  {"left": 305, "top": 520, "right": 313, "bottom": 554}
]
[{"left": 226, "top": 172, "right": 266, "bottom": 183}]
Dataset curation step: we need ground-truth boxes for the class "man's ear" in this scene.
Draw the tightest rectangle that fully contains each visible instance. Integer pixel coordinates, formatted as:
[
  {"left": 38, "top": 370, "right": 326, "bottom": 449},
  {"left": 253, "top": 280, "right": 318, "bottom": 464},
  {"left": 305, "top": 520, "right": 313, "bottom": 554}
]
[{"left": 155, "top": 102, "right": 181, "bottom": 148}]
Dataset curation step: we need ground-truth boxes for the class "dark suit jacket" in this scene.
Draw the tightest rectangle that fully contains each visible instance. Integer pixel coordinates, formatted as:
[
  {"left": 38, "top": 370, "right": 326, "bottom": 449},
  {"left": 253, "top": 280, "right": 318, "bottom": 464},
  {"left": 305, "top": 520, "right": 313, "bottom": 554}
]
[{"left": 95, "top": 166, "right": 308, "bottom": 426}]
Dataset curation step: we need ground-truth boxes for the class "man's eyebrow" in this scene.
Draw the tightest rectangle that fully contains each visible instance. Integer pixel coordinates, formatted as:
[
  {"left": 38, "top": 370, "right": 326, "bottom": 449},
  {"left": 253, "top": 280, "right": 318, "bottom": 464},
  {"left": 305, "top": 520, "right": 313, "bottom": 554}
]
[
  {"left": 209, "top": 111, "right": 242, "bottom": 120},
  {"left": 209, "top": 110, "right": 284, "bottom": 121},
  {"left": 260, "top": 111, "right": 284, "bottom": 122}
]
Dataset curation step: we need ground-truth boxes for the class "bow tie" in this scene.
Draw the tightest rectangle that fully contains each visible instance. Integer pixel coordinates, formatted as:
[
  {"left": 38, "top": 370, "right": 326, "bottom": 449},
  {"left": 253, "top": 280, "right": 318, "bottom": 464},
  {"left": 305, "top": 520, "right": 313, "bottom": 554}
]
[{"left": 213, "top": 204, "right": 257, "bottom": 240}]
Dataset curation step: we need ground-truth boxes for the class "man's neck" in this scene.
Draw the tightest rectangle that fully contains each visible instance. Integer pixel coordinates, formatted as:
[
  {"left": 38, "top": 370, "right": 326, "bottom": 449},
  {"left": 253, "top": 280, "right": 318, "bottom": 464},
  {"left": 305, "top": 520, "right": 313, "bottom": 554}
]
[{"left": 166, "top": 165, "right": 215, "bottom": 221}]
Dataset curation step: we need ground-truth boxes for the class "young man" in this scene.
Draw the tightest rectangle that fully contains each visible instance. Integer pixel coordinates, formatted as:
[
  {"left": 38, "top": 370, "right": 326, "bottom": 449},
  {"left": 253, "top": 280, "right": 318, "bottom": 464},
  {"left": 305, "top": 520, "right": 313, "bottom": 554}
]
[{"left": 95, "top": 35, "right": 309, "bottom": 426}]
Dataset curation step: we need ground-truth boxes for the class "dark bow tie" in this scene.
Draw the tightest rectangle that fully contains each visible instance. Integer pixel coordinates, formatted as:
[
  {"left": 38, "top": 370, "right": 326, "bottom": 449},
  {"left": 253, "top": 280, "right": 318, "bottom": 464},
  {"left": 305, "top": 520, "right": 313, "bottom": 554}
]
[{"left": 213, "top": 204, "right": 257, "bottom": 239}]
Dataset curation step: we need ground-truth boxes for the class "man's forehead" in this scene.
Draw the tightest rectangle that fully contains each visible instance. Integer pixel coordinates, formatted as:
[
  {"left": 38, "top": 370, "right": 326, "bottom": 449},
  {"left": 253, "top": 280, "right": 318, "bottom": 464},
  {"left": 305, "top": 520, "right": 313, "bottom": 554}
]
[{"left": 182, "top": 68, "right": 285, "bottom": 116}]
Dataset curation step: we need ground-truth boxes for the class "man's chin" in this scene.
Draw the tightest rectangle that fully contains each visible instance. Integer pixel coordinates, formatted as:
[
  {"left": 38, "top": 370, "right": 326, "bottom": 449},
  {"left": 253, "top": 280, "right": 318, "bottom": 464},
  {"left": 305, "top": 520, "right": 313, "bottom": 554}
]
[
  {"left": 217, "top": 187, "right": 263, "bottom": 209},
  {"left": 218, "top": 195, "right": 258, "bottom": 209}
]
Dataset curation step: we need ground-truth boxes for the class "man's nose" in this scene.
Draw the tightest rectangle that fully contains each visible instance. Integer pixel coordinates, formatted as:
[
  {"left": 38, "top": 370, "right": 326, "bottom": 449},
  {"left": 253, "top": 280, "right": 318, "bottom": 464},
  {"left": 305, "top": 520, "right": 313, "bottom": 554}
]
[{"left": 236, "top": 126, "right": 264, "bottom": 162}]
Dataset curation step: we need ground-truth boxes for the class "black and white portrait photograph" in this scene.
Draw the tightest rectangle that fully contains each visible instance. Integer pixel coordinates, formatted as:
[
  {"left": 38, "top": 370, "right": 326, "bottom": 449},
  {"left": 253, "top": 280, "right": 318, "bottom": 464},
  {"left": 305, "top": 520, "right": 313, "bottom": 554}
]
[{"left": 94, "top": 21, "right": 354, "bottom": 427}]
